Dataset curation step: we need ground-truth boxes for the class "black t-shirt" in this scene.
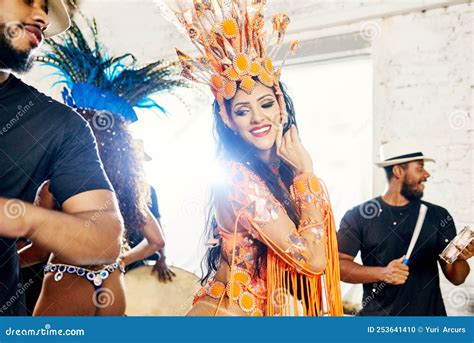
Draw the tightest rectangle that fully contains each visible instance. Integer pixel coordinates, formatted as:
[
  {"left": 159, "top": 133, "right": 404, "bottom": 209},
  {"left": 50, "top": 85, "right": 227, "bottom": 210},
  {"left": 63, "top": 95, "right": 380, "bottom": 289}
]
[
  {"left": 0, "top": 75, "right": 112, "bottom": 315},
  {"left": 337, "top": 196, "right": 456, "bottom": 316}
]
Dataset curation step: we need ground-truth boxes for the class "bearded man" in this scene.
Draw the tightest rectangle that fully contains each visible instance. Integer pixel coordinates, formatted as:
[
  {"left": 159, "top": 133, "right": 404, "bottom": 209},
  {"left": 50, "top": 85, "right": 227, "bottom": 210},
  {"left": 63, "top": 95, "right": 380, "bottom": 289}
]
[
  {"left": 0, "top": 0, "right": 123, "bottom": 316},
  {"left": 337, "top": 139, "right": 473, "bottom": 316}
]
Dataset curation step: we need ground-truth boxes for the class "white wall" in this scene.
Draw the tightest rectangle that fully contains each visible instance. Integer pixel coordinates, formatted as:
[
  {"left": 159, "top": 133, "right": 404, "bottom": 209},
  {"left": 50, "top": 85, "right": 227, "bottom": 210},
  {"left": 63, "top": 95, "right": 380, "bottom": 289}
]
[{"left": 283, "top": 58, "right": 373, "bottom": 227}]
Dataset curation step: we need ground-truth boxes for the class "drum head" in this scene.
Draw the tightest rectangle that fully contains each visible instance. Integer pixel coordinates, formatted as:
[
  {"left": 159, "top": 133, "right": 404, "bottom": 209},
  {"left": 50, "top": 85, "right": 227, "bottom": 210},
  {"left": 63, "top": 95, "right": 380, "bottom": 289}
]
[{"left": 125, "top": 265, "right": 200, "bottom": 316}]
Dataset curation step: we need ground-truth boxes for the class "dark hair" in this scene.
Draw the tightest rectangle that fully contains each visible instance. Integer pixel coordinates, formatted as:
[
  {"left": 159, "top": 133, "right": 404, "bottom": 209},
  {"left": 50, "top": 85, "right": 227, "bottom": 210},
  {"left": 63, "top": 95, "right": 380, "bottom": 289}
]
[
  {"left": 384, "top": 163, "right": 408, "bottom": 182},
  {"left": 78, "top": 108, "right": 149, "bottom": 236},
  {"left": 201, "top": 82, "right": 300, "bottom": 284}
]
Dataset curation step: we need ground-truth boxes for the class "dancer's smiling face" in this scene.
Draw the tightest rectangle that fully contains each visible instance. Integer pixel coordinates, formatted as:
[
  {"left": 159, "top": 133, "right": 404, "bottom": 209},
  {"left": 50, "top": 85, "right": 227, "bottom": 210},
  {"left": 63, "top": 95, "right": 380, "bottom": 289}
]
[
  {"left": 229, "top": 82, "right": 281, "bottom": 152},
  {"left": 0, "top": 0, "right": 50, "bottom": 73}
]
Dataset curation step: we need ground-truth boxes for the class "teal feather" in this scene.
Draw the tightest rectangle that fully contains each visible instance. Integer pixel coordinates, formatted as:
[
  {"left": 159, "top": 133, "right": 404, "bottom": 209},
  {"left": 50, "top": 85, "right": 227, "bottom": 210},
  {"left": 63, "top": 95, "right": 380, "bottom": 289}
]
[{"left": 35, "top": 15, "right": 188, "bottom": 113}]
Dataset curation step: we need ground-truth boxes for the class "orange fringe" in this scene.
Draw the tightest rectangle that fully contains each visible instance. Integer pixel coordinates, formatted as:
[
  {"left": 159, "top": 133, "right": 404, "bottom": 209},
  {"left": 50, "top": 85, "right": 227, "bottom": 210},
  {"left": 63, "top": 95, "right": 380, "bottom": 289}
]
[
  {"left": 217, "top": 170, "right": 343, "bottom": 316},
  {"left": 266, "top": 206, "right": 343, "bottom": 316}
]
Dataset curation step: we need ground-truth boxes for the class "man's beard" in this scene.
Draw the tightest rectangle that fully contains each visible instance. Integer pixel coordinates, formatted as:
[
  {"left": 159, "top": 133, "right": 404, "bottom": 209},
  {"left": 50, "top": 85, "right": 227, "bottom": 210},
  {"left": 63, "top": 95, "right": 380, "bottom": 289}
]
[
  {"left": 0, "top": 25, "right": 34, "bottom": 73},
  {"left": 400, "top": 178, "right": 424, "bottom": 201}
]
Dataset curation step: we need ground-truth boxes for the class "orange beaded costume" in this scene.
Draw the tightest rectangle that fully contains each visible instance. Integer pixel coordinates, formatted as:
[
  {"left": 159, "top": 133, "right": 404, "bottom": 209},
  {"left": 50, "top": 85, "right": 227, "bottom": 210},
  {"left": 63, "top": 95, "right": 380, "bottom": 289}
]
[
  {"left": 158, "top": 0, "right": 343, "bottom": 316},
  {"left": 192, "top": 160, "right": 343, "bottom": 316}
]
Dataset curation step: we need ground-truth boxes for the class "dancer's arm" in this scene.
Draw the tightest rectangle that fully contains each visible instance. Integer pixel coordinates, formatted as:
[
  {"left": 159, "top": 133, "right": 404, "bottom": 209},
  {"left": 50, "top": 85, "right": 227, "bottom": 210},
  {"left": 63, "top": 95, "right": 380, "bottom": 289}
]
[
  {"left": 218, "top": 165, "right": 326, "bottom": 275},
  {"left": 151, "top": 247, "right": 176, "bottom": 282},
  {"left": 121, "top": 208, "right": 165, "bottom": 267},
  {"left": 218, "top": 126, "right": 330, "bottom": 275}
]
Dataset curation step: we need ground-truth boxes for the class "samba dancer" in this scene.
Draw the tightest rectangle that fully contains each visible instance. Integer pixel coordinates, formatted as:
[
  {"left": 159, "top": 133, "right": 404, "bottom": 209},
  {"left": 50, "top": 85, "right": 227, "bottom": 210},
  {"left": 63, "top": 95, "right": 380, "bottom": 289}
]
[{"left": 159, "top": 0, "right": 343, "bottom": 316}]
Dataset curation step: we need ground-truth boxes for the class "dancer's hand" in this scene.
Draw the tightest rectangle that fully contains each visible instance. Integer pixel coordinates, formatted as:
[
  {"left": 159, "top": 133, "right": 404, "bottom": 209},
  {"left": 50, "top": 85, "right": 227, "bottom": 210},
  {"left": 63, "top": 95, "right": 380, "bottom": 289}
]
[
  {"left": 275, "top": 124, "right": 313, "bottom": 175},
  {"left": 151, "top": 257, "right": 176, "bottom": 283},
  {"left": 381, "top": 256, "right": 409, "bottom": 285},
  {"left": 0, "top": 197, "right": 30, "bottom": 238}
]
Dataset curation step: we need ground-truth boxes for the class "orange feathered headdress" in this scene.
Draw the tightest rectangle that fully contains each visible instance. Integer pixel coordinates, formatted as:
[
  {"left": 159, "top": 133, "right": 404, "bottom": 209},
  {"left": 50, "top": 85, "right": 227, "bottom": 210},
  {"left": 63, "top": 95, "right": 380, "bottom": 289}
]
[{"left": 157, "top": 0, "right": 299, "bottom": 126}]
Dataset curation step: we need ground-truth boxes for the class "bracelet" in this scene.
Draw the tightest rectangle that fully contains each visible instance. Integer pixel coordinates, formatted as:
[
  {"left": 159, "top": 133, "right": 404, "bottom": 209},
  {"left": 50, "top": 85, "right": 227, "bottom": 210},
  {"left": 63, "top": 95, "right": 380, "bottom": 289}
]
[
  {"left": 291, "top": 173, "right": 321, "bottom": 204},
  {"left": 285, "top": 232, "right": 309, "bottom": 264},
  {"left": 299, "top": 224, "right": 325, "bottom": 241},
  {"left": 300, "top": 217, "right": 323, "bottom": 228},
  {"left": 291, "top": 175, "right": 328, "bottom": 219}
]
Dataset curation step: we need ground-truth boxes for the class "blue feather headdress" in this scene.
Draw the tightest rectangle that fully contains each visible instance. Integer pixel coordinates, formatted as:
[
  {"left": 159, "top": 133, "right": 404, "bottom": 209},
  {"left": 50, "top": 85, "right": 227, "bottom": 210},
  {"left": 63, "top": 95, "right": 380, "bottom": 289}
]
[{"left": 36, "top": 17, "right": 187, "bottom": 122}]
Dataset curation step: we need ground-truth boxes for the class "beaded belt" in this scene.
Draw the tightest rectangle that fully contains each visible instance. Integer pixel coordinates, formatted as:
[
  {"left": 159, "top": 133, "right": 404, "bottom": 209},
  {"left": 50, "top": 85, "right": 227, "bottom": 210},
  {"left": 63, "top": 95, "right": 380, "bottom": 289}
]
[
  {"left": 44, "top": 261, "right": 125, "bottom": 290},
  {"left": 193, "top": 269, "right": 264, "bottom": 316}
]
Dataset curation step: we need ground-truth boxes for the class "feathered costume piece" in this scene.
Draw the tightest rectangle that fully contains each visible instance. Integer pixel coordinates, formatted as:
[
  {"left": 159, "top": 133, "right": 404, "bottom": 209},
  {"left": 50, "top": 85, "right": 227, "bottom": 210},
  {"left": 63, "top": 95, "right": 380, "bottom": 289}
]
[
  {"left": 157, "top": 0, "right": 299, "bottom": 126},
  {"left": 36, "top": 16, "right": 187, "bottom": 122}
]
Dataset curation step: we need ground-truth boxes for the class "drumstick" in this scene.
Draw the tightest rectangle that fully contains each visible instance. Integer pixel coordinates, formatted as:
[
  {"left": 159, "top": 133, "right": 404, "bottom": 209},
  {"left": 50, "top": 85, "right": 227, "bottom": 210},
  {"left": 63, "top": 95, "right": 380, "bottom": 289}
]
[{"left": 403, "top": 204, "right": 428, "bottom": 265}]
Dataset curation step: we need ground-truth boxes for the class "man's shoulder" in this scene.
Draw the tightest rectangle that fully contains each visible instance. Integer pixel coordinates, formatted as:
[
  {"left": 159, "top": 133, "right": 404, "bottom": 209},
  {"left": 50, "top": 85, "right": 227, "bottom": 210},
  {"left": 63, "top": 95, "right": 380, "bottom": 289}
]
[
  {"left": 16, "top": 77, "right": 84, "bottom": 125},
  {"left": 420, "top": 200, "right": 451, "bottom": 217}
]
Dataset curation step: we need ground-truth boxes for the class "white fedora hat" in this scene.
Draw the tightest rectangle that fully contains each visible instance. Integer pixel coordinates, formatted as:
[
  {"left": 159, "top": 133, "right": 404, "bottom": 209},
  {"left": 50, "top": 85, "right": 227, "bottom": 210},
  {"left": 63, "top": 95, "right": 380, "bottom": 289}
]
[
  {"left": 44, "top": 0, "right": 71, "bottom": 38},
  {"left": 376, "top": 139, "right": 435, "bottom": 167}
]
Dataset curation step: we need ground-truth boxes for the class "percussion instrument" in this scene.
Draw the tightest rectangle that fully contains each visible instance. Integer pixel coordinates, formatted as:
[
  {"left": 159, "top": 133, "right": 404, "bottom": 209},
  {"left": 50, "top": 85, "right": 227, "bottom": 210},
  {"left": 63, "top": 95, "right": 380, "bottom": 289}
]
[{"left": 125, "top": 265, "right": 201, "bottom": 316}]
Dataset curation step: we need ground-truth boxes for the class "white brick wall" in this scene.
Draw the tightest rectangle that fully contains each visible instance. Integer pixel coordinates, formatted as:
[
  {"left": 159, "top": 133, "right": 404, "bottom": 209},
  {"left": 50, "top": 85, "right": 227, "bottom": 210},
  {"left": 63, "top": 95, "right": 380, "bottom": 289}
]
[{"left": 371, "top": 3, "right": 473, "bottom": 315}]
